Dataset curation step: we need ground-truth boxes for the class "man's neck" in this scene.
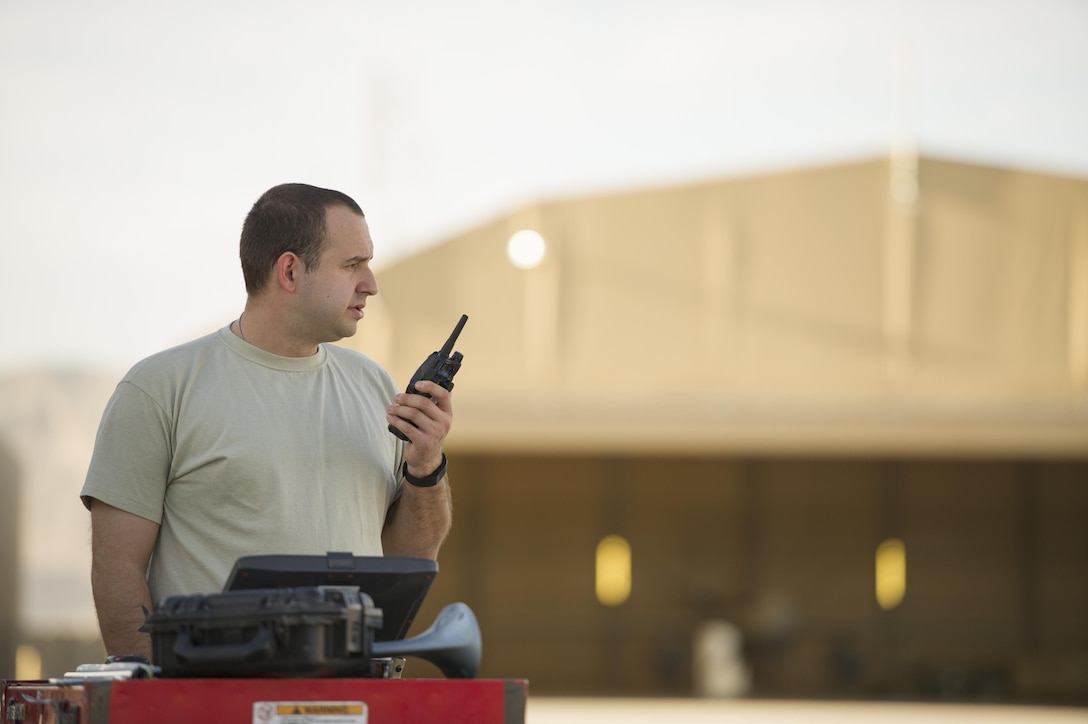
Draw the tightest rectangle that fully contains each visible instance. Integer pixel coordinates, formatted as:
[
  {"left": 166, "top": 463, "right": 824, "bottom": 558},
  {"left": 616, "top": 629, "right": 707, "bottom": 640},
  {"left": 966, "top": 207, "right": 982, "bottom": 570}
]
[{"left": 233, "top": 304, "right": 321, "bottom": 358}]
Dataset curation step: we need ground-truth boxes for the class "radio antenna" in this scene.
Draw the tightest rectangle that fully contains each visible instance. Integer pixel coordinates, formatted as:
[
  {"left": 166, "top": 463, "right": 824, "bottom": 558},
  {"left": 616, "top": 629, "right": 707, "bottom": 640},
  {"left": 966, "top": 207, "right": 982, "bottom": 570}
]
[{"left": 438, "top": 315, "right": 468, "bottom": 358}]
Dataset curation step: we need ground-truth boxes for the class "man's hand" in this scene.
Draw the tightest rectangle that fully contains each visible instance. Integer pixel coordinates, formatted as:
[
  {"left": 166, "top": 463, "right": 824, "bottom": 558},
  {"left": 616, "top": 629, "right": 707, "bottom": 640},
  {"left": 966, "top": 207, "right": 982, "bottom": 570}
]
[
  {"left": 387, "top": 380, "right": 453, "bottom": 477},
  {"left": 90, "top": 500, "right": 159, "bottom": 660}
]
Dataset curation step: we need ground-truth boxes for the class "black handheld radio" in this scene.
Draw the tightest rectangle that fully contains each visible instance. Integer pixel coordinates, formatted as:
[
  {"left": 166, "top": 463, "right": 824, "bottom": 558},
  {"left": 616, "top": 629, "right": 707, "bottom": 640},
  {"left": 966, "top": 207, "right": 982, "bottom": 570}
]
[{"left": 388, "top": 314, "right": 468, "bottom": 441}]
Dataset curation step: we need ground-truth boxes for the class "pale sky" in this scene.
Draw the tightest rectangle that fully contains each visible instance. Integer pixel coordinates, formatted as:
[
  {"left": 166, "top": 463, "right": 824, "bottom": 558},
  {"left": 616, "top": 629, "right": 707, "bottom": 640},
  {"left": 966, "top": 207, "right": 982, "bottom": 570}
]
[{"left": 2, "top": 0, "right": 1086, "bottom": 375}]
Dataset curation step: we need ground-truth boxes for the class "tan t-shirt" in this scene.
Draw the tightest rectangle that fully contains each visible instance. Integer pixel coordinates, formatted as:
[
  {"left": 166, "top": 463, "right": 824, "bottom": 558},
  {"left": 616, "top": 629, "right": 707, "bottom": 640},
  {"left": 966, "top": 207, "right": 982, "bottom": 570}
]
[{"left": 81, "top": 326, "right": 405, "bottom": 604}]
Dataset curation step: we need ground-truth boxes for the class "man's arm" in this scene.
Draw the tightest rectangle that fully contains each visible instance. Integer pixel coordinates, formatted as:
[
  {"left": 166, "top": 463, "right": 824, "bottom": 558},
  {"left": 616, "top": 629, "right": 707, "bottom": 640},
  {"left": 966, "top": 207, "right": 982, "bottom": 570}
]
[
  {"left": 383, "top": 379, "right": 455, "bottom": 558},
  {"left": 382, "top": 476, "right": 452, "bottom": 558},
  {"left": 89, "top": 499, "right": 160, "bottom": 660}
]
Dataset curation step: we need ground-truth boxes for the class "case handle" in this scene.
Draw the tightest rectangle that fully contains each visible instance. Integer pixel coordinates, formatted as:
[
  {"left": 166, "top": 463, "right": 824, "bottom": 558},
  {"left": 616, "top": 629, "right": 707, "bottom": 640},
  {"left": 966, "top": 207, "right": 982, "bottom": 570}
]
[{"left": 172, "top": 626, "right": 275, "bottom": 666}]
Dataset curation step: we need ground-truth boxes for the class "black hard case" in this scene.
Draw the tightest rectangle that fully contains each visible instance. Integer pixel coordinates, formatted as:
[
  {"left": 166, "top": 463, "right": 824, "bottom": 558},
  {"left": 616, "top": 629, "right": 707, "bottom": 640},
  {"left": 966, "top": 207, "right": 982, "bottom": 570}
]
[{"left": 142, "top": 586, "right": 383, "bottom": 678}]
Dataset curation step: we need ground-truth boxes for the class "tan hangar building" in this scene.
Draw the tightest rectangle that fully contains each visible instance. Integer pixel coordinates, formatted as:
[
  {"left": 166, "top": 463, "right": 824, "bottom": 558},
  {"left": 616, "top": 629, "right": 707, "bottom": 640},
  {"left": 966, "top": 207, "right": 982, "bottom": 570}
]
[{"left": 345, "top": 155, "right": 1088, "bottom": 704}]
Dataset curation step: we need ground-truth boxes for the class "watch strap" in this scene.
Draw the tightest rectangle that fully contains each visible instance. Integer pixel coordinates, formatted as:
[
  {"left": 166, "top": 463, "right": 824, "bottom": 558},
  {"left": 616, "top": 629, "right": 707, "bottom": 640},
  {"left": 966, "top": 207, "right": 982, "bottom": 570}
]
[{"left": 402, "top": 453, "right": 447, "bottom": 487}]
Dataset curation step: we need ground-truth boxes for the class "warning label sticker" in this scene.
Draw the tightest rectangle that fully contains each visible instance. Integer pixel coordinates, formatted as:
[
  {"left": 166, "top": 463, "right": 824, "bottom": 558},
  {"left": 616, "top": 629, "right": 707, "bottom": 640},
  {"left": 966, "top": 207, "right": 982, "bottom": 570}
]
[{"left": 253, "top": 701, "right": 367, "bottom": 724}]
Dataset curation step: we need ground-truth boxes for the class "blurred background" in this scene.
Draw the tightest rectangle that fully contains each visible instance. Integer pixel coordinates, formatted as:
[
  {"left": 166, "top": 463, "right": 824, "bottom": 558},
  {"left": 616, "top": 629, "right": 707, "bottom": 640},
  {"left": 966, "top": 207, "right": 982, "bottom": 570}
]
[{"left": 1, "top": 0, "right": 1087, "bottom": 719}]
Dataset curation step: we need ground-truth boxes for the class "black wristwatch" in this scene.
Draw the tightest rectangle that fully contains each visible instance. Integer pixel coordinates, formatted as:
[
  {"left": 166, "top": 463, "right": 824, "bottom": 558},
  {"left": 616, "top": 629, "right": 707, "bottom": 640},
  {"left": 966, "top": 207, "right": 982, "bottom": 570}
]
[{"left": 402, "top": 453, "right": 447, "bottom": 487}]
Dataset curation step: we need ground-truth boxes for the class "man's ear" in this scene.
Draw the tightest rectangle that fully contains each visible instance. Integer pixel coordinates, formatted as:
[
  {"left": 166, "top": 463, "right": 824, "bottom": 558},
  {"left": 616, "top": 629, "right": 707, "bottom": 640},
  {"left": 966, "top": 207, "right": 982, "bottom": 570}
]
[{"left": 275, "top": 252, "right": 303, "bottom": 292}]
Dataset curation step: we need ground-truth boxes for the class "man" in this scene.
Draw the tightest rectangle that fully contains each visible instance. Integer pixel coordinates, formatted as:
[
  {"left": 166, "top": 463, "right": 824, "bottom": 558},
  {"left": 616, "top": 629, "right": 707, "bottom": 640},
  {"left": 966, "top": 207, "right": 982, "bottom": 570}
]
[{"left": 80, "top": 183, "right": 453, "bottom": 660}]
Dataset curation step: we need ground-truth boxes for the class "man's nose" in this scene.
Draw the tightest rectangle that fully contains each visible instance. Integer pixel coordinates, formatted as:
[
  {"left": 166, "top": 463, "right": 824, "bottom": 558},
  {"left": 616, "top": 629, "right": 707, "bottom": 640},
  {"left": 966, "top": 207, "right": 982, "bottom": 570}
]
[{"left": 359, "top": 270, "right": 378, "bottom": 296}]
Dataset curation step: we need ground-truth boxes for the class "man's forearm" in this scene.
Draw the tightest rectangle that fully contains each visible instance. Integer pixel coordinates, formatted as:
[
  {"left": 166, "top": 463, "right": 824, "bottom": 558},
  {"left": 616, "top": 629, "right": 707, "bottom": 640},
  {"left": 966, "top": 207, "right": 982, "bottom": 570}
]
[
  {"left": 88, "top": 500, "right": 160, "bottom": 660},
  {"left": 92, "top": 563, "right": 154, "bottom": 660},
  {"left": 382, "top": 477, "right": 453, "bottom": 559}
]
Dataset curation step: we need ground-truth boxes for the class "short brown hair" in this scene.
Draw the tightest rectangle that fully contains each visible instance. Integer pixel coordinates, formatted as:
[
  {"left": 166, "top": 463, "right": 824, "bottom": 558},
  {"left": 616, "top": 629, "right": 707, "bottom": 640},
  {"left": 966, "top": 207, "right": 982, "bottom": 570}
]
[{"left": 239, "top": 183, "right": 365, "bottom": 295}]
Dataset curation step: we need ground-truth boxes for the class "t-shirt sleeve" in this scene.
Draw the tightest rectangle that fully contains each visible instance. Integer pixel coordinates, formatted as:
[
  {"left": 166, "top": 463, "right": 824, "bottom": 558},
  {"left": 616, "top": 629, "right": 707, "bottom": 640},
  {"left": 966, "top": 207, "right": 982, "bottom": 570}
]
[{"left": 80, "top": 380, "right": 173, "bottom": 524}]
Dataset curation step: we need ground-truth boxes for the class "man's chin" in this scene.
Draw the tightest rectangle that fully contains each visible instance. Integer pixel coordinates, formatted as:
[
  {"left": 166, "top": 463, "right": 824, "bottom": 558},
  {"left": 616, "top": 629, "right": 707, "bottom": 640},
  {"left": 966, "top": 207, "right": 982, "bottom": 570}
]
[
  {"left": 315, "top": 322, "right": 359, "bottom": 345},
  {"left": 338, "top": 320, "right": 361, "bottom": 339}
]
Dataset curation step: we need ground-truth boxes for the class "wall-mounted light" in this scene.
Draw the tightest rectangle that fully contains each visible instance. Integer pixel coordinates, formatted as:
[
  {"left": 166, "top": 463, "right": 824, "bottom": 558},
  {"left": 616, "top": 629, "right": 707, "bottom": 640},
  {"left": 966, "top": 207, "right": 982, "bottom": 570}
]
[
  {"left": 875, "top": 538, "right": 906, "bottom": 611},
  {"left": 15, "top": 644, "right": 42, "bottom": 679},
  {"left": 507, "top": 229, "right": 546, "bottom": 270},
  {"left": 596, "top": 534, "right": 632, "bottom": 606}
]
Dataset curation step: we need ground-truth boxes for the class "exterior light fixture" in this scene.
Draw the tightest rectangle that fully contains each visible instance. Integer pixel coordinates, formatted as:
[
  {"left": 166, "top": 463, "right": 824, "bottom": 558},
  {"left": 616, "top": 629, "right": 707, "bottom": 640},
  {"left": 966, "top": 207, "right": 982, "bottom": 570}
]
[
  {"left": 875, "top": 538, "right": 906, "bottom": 611},
  {"left": 596, "top": 534, "right": 632, "bottom": 606},
  {"left": 507, "top": 229, "right": 546, "bottom": 270}
]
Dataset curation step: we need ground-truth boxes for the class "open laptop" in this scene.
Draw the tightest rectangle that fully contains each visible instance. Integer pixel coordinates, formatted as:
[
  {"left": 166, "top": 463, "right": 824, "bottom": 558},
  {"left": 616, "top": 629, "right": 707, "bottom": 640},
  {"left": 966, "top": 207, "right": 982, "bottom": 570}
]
[{"left": 223, "top": 552, "right": 437, "bottom": 642}]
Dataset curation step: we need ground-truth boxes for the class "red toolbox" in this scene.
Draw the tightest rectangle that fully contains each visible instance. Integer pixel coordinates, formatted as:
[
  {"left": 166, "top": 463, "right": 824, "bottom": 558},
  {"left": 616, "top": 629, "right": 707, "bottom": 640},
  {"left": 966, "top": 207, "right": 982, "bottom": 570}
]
[{"left": 2, "top": 677, "right": 528, "bottom": 723}]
